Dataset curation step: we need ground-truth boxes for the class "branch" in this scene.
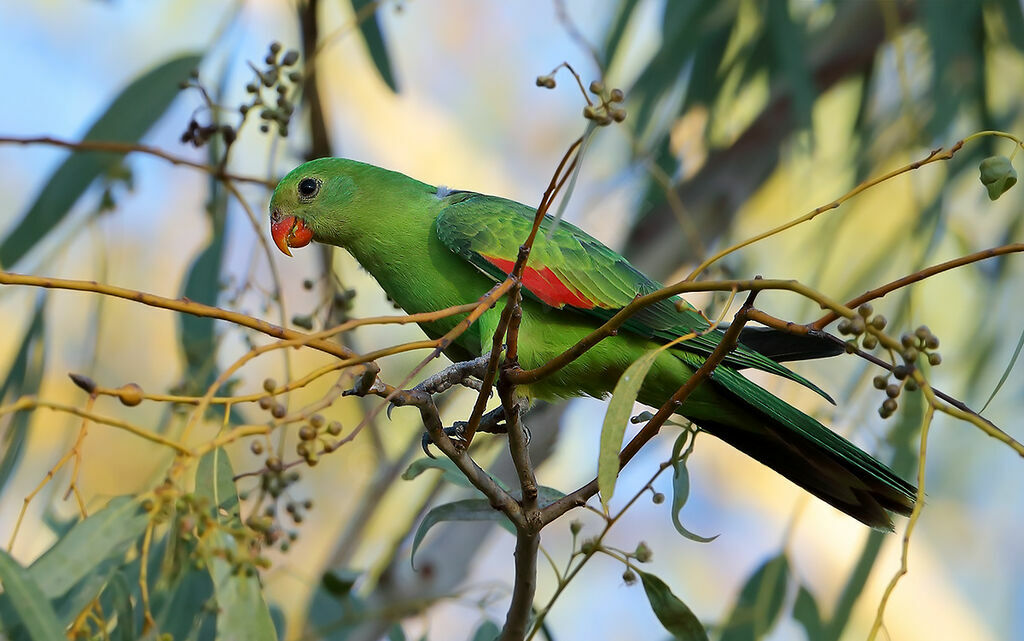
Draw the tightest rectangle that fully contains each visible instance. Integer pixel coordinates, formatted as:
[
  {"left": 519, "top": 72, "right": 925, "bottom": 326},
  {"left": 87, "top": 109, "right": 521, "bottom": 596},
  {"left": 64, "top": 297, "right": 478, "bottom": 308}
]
[
  {"left": 811, "top": 242, "right": 1024, "bottom": 329},
  {"left": 0, "top": 270, "right": 356, "bottom": 359},
  {"left": 539, "top": 288, "right": 760, "bottom": 525},
  {"left": 0, "top": 135, "right": 275, "bottom": 188}
]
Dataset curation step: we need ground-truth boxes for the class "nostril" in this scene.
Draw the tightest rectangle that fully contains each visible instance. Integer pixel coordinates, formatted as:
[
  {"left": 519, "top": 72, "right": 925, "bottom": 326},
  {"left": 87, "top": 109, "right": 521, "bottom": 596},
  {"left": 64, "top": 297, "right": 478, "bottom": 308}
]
[{"left": 270, "top": 208, "right": 281, "bottom": 222}]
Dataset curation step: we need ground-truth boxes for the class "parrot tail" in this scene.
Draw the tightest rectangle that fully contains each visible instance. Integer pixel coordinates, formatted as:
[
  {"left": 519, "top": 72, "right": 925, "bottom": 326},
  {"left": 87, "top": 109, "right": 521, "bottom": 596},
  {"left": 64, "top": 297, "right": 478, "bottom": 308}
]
[{"left": 684, "top": 359, "right": 916, "bottom": 530}]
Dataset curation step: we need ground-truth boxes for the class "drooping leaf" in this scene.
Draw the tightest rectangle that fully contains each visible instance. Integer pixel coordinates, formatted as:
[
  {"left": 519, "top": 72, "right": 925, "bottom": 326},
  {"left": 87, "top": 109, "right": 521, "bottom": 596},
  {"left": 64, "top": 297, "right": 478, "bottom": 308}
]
[
  {"left": 637, "top": 570, "right": 708, "bottom": 641},
  {"left": 387, "top": 622, "right": 407, "bottom": 641},
  {"left": 402, "top": 457, "right": 479, "bottom": 490},
  {"left": 793, "top": 584, "right": 824, "bottom": 641},
  {"left": 196, "top": 449, "right": 277, "bottom": 641},
  {"left": 0, "top": 54, "right": 202, "bottom": 267},
  {"left": 0, "top": 549, "right": 65, "bottom": 641},
  {"left": 668, "top": 430, "right": 717, "bottom": 543},
  {"left": 347, "top": 0, "right": 398, "bottom": 92},
  {"left": 0, "top": 296, "right": 46, "bottom": 493},
  {"left": 470, "top": 620, "right": 501, "bottom": 641},
  {"left": 28, "top": 495, "right": 150, "bottom": 600},
  {"left": 599, "top": 347, "right": 662, "bottom": 511},
  {"left": 321, "top": 569, "right": 361, "bottom": 598},
  {"left": 980, "top": 319, "right": 1024, "bottom": 411},
  {"left": 602, "top": 0, "right": 642, "bottom": 69},
  {"left": 765, "top": 0, "right": 813, "bottom": 132},
  {"left": 105, "top": 572, "right": 136, "bottom": 641},
  {"left": 410, "top": 499, "right": 514, "bottom": 569},
  {"left": 719, "top": 554, "right": 790, "bottom": 641}
]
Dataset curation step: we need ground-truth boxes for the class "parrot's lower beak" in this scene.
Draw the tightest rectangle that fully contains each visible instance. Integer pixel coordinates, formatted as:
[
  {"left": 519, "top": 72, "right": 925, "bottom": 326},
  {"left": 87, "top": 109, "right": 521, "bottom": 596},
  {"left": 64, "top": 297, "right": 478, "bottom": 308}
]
[{"left": 270, "top": 211, "right": 313, "bottom": 257}]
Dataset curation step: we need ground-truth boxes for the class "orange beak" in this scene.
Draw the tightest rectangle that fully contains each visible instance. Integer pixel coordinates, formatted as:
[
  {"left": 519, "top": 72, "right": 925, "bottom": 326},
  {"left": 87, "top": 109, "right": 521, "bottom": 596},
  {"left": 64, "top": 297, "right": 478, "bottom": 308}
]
[{"left": 270, "top": 210, "right": 314, "bottom": 257}]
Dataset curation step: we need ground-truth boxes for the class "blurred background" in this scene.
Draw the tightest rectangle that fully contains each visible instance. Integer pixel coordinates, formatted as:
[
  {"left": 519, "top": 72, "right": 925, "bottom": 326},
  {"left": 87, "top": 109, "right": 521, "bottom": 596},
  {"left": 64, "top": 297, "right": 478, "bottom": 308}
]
[{"left": 1, "top": 1, "right": 1023, "bottom": 640}]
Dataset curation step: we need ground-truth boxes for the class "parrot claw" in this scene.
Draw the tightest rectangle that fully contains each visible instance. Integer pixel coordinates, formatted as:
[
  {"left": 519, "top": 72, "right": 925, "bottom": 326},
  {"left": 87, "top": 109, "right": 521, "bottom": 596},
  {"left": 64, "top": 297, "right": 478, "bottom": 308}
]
[
  {"left": 420, "top": 423, "right": 469, "bottom": 458},
  {"left": 386, "top": 402, "right": 395, "bottom": 420},
  {"left": 419, "top": 405, "right": 531, "bottom": 456}
]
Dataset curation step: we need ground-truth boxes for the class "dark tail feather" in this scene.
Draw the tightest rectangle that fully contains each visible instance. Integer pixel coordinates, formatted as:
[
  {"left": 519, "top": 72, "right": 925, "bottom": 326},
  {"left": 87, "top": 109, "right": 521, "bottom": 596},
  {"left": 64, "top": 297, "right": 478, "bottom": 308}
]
[
  {"left": 694, "top": 366, "right": 916, "bottom": 530},
  {"left": 735, "top": 326, "right": 845, "bottom": 362}
]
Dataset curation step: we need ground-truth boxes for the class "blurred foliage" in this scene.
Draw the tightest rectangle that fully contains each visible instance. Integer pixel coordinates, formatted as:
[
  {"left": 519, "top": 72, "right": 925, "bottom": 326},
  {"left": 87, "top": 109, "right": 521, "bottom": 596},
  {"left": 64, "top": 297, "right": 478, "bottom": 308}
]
[{"left": 1, "top": 1, "right": 1023, "bottom": 641}]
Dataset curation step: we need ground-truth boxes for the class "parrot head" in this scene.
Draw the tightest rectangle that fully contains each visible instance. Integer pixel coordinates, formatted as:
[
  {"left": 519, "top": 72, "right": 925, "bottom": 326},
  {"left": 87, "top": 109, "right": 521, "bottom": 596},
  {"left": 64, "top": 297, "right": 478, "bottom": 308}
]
[{"left": 269, "top": 158, "right": 357, "bottom": 256}]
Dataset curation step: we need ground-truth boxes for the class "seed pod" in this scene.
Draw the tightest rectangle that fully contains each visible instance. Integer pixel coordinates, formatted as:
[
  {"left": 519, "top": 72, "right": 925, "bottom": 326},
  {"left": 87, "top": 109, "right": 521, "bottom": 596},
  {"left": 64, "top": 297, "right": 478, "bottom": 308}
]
[
  {"left": 873, "top": 374, "right": 889, "bottom": 390},
  {"left": 250, "top": 441, "right": 264, "bottom": 455},
  {"left": 928, "top": 352, "right": 942, "bottom": 366},
  {"left": 857, "top": 303, "right": 873, "bottom": 317},
  {"left": 117, "top": 383, "right": 144, "bottom": 407},
  {"left": 281, "top": 50, "right": 300, "bottom": 66},
  {"left": 885, "top": 384, "right": 901, "bottom": 399},
  {"left": 298, "top": 425, "right": 317, "bottom": 441}
]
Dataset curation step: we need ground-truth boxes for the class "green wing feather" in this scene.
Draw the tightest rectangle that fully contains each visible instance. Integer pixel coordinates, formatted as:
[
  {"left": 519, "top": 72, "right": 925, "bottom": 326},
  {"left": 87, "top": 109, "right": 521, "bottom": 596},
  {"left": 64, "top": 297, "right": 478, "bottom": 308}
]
[{"left": 435, "top": 193, "right": 835, "bottom": 402}]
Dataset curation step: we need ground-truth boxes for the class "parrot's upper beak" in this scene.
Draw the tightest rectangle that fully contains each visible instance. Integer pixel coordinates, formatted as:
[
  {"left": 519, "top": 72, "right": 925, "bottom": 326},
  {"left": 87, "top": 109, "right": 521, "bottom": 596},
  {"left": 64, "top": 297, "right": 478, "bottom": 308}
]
[{"left": 270, "top": 209, "right": 313, "bottom": 257}]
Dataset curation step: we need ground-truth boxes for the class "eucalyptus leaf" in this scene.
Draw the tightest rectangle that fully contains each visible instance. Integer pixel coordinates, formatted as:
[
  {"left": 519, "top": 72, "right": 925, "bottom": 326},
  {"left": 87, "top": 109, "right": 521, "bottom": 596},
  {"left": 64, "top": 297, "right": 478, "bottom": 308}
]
[
  {"left": 105, "top": 572, "right": 136, "bottom": 641},
  {"left": 410, "top": 498, "right": 514, "bottom": 569},
  {"left": 0, "top": 54, "right": 202, "bottom": 267},
  {"left": 0, "top": 296, "right": 46, "bottom": 493},
  {"left": 793, "top": 584, "right": 824, "bottom": 641},
  {"left": 0, "top": 550, "right": 65, "bottom": 641},
  {"left": 196, "top": 449, "right": 277, "bottom": 641},
  {"left": 637, "top": 570, "right": 708, "bottom": 641},
  {"left": 28, "top": 495, "right": 149, "bottom": 599},
  {"left": 402, "top": 457, "right": 478, "bottom": 490},
  {"left": 470, "top": 620, "right": 501, "bottom": 641},
  {"left": 347, "top": 0, "right": 398, "bottom": 91},
  {"left": 719, "top": 554, "right": 789, "bottom": 641},
  {"left": 599, "top": 347, "right": 663, "bottom": 511}
]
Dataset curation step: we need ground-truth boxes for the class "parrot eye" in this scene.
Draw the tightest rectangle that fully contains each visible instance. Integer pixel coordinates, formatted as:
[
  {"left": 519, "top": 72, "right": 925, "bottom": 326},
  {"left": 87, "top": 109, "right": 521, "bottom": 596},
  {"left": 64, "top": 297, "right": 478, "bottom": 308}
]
[{"left": 297, "top": 177, "right": 321, "bottom": 201}]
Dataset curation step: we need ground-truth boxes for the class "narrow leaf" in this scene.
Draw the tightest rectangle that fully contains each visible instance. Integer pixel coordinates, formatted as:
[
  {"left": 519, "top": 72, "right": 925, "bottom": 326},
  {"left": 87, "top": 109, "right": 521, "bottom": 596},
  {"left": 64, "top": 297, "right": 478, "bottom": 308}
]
[
  {"left": 599, "top": 348, "right": 663, "bottom": 511},
  {"left": 28, "top": 495, "right": 150, "bottom": 599},
  {"left": 980, "top": 321, "right": 1024, "bottom": 412},
  {"left": 402, "top": 457, "right": 478, "bottom": 490},
  {"left": 105, "top": 572, "right": 136, "bottom": 641},
  {"left": 471, "top": 620, "right": 501, "bottom": 641},
  {"left": 669, "top": 456, "right": 717, "bottom": 544},
  {"left": 196, "top": 449, "right": 277, "bottom": 641},
  {"left": 0, "top": 550, "right": 66, "bottom": 641},
  {"left": 0, "top": 54, "right": 202, "bottom": 267},
  {"left": 793, "top": 585, "right": 824, "bottom": 641},
  {"left": 0, "top": 296, "right": 46, "bottom": 493},
  {"left": 719, "top": 554, "right": 790, "bottom": 641},
  {"left": 637, "top": 570, "right": 708, "bottom": 641},
  {"left": 387, "top": 623, "right": 407, "bottom": 641},
  {"left": 411, "top": 499, "right": 514, "bottom": 569},
  {"left": 348, "top": 0, "right": 398, "bottom": 91}
]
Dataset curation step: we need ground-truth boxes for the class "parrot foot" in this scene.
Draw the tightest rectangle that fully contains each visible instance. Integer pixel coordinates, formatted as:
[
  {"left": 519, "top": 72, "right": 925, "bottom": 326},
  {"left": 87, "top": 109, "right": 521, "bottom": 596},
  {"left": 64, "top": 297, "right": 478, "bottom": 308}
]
[
  {"left": 420, "top": 405, "right": 531, "bottom": 458},
  {"left": 385, "top": 356, "right": 492, "bottom": 420}
]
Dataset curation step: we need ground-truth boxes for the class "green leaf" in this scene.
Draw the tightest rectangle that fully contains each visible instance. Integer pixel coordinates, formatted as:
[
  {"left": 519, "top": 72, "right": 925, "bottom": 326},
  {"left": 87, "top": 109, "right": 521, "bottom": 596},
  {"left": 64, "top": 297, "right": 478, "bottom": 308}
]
[
  {"left": 0, "top": 549, "right": 66, "bottom": 641},
  {"left": 981, "top": 320, "right": 1024, "bottom": 412},
  {"left": 348, "top": 0, "right": 398, "bottom": 92},
  {"left": 599, "top": 347, "right": 663, "bottom": 511},
  {"left": 0, "top": 296, "right": 46, "bottom": 493},
  {"left": 765, "top": 0, "right": 813, "bottom": 131},
  {"left": 402, "top": 457, "right": 478, "bottom": 490},
  {"left": 470, "top": 620, "right": 501, "bottom": 641},
  {"left": 196, "top": 449, "right": 277, "bottom": 641},
  {"left": 28, "top": 495, "right": 150, "bottom": 599},
  {"left": 387, "top": 622, "right": 407, "bottom": 641},
  {"left": 321, "top": 569, "right": 361, "bottom": 598},
  {"left": 0, "top": 54, "right": 202, "bottom": 268},
  {"left": 668, "top": 431, "right": 717, "bottom": 543},
  {"left": 793, "top": 584, "right": 824, "bottom": 641},
  {"left": 602, "top": 0, "right": 642, "bottom": 68},
  {"left": 719, "top": 554, "right": 789, "bottom": 641},
  {"left": 410, "top": 499, "right": 514, "bottom": 569},
  {"left": 105, "top": 572, "right": 136, "bottom": 641},
  {"left": 637, "top": 570, "right": 708, "bottom": 641}
]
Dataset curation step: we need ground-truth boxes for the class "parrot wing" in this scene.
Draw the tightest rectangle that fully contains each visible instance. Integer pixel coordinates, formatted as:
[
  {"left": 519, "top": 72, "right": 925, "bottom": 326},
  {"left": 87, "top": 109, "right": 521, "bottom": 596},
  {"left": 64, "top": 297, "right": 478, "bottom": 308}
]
[{"left": 434, "top": 192, "right": 834, "bottom": 402}]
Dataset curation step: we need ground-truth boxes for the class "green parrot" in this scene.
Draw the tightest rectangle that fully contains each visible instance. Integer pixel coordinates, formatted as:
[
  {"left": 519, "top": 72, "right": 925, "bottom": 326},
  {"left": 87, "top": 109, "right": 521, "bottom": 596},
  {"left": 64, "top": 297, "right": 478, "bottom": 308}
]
[{"left": 269, "top": 158, "right": 915, "bottom": 530}]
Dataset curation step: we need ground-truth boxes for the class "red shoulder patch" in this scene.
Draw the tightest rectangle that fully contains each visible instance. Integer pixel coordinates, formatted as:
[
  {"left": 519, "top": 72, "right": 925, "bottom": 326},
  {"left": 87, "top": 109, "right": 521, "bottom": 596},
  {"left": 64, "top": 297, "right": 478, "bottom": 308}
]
[{"left": 482, "top": 255, "right": 594, "bottom": 309}]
